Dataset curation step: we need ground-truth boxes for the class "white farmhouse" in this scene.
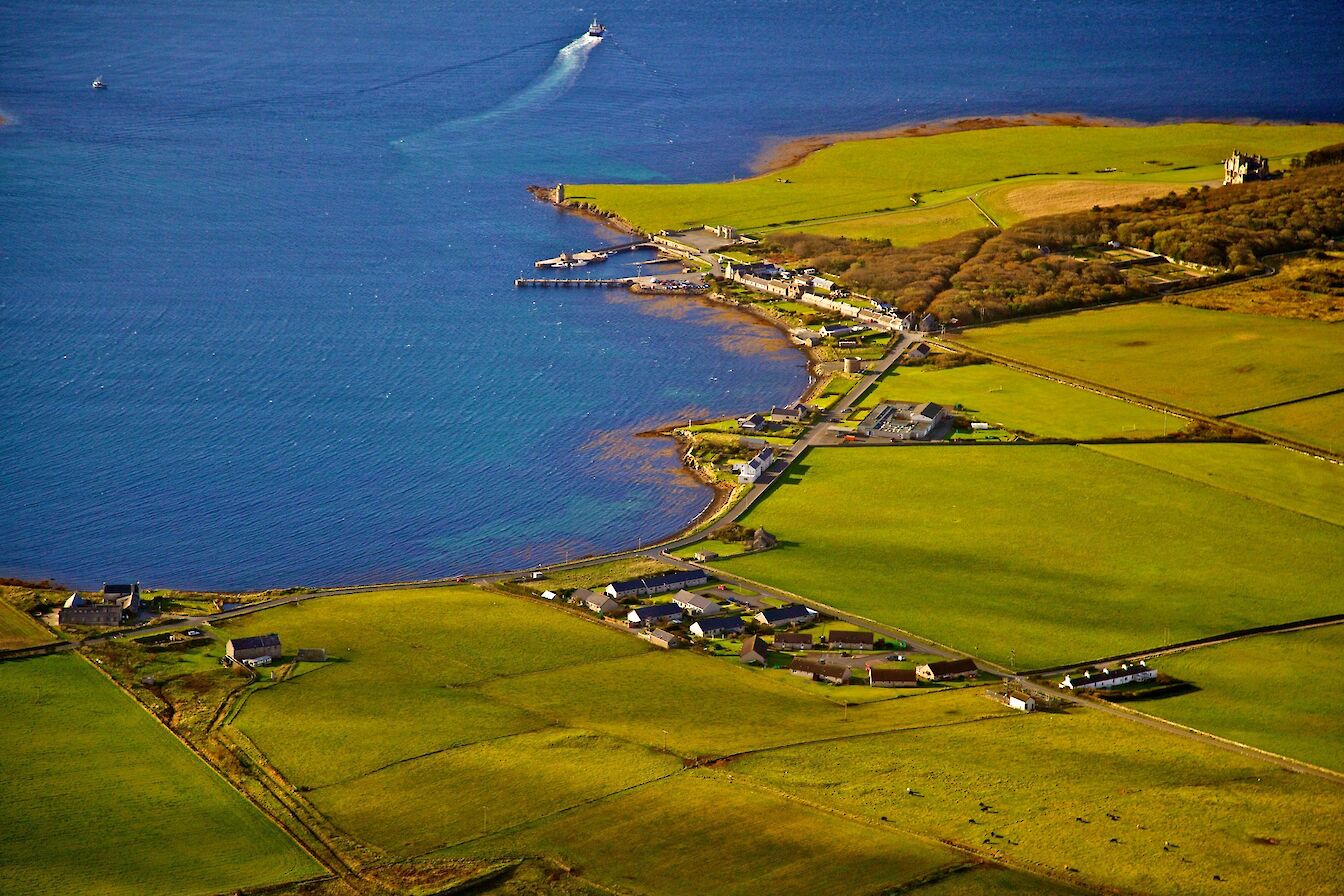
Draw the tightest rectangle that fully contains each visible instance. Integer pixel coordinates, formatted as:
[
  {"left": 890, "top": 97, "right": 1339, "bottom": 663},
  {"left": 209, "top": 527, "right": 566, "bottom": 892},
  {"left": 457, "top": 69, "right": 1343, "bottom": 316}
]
[{"left": 1060, "top": 661, "right": 1157, "bottom": 690}]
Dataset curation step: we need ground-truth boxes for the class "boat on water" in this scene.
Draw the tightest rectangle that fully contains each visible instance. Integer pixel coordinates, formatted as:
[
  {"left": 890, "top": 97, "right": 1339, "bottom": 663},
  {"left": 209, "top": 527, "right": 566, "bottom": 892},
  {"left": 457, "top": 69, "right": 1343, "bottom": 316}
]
[
  {"left": 587, "top": 18, "right": 605, "bottom": 38},
  {"left": 91, "top": 76, "right": 106, "bottom": 89}
]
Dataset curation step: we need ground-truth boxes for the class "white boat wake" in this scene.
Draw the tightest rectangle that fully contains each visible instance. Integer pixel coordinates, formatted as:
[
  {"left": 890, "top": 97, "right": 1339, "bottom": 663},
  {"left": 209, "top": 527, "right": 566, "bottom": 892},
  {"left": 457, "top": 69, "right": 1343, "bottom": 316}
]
[{"left": 394, "top": 33, "right": 602, "bottom": 150}]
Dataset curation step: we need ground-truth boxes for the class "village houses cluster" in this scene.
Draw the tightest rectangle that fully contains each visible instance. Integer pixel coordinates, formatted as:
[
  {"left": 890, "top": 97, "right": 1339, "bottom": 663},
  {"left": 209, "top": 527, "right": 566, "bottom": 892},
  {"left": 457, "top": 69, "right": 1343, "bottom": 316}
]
[{"left": 549, "top": 566, "right": 991, "bottom": 692}]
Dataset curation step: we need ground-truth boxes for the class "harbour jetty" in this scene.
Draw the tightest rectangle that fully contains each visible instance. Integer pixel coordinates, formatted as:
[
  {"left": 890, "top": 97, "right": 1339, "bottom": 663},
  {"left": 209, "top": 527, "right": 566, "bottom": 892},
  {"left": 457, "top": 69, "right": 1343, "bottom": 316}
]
[
  {"left": 515, "top": 277, "right": 635, "bottom": 288},
  {"left": 534, "top": 240, "right": 651, "bottom": 269}
]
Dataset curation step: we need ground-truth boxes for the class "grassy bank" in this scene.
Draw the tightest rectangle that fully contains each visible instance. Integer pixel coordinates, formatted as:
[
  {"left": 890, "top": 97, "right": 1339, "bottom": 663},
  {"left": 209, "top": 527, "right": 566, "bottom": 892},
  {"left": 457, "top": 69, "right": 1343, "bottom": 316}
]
[{"left": 565, "top": 123, "right": 1344, "bottom": 242}]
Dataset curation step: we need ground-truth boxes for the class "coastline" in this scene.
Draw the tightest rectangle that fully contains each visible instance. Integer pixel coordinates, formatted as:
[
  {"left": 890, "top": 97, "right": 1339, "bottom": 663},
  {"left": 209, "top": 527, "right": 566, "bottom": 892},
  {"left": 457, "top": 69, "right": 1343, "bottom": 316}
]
[{"left": 27, "top": 109, "right": 1322, "bottom": 593}]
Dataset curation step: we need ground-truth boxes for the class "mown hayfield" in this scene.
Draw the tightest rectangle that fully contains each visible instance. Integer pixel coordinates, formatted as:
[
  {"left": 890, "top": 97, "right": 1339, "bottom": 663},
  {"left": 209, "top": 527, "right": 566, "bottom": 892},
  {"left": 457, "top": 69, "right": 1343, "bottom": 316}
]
[
  {"left": 1139, "top": 625, "right": 1344, "bottom": 773},
  {"left": 568, "top": 123, "right": 1344, "bottom": 236},
  {"left": 730, "top": 703, "right": 1344, "bottom": 896},
  {"left": 713, "top": 446, "right": 1344, "bottom": 669},
  {"left": 442, "top": 771, "right": 965, "bottom": 896},
  {"left": 0, "top": 654, "right": 320, "bottom": 896},
  {"left": 956, "top": 302, "right": 1344, "bottom": 416},
  {"left": 219, "top": 587, "right": 646, "bottom": 787},
  {"left": 977, "top": 178, "right": 1195, "bottom": 225},
  {"left": 1086, "top": 442, "right": 1344, "bottom": 526},
  {"left": 312, "top": 728, "right": 679, "bottom": 857},
  {"left": 1233, "top": 390, "right": 1344, "bottom": 454},
  {"left": 855, "top": 360, "right": 1177, "bottom": 439},
  {"left": 0, "top": 599, "right": 55, "bottom": 649}
]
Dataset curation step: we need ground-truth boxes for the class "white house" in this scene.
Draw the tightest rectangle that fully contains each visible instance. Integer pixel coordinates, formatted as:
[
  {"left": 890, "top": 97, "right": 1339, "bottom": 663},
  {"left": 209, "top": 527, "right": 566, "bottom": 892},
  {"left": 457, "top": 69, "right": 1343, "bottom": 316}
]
[
  {"left": 572, "top": 588, "right": 621, "bottom": 615},
  {"left": 1060, "top": 662, "right": 1157, "bottom": 690},
  {"left": 1007, "top": 691, "right": 1036, "bottom": 712},
  {"left": 626, "top": 603, "right": 683, "bottom": 628},
  {"left": 690, "top": 616, "right": 744, "bottom": 638},
  {"left": 737, "top": 446, "right": 775, "bottom": 484},
  {"left": 915, "top": 658, "right": 979, "bottom": 681},
  {"left": 640, "top": 628, "right": 681, "bottom": 649},
  {"left": 605, "top": 569, "right": 708, "bottom": 600},
  {"left": 754, "top": 604, "right": 817, "bottom": 628},
  {"left": 672, "top": 589, "right": 723, "bottom": 616}
]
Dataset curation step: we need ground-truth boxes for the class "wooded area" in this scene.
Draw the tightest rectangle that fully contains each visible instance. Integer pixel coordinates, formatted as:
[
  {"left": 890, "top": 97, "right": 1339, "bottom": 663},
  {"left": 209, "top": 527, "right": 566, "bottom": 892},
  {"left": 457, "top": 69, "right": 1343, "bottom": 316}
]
[{"left": 767, "top": 163, "right": 1344, "bottom": 322}]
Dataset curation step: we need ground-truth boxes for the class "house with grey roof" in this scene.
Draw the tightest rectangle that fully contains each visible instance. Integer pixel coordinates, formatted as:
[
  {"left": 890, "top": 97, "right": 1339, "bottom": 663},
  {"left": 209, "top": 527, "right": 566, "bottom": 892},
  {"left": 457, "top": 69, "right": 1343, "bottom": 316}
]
[
  {"left": 736, "top": 446, "right": 775, "bottom": 485},
  {"left": 867, "top": 665, "right": 919, "bottom": 688},
  {"left": 626, "top": 603, "right": 683, "bottom": 628},
  {"left": 773, "top": 631, "right": 814, "bottom": 650},
  {"left": 689, "top": 616, "right": 744, "bottom": 638},
  {"left": 827, "top": 630, "right": 875, "bottom": 650},
  {"left": 606, "top": 569, "right": 709, "bottom": 600},
  {"left": 740, "top": 635, "right": 771, "bottom": 666},
  {"left": 916, "top": 658, "right": 979, "bottom": 681},
  {"left": 789, "top": 657, "right": 849, "bottom": 685},
  {"left": 640, "top": 628, "right": 681, "bottom": 650},
  {"left": 573, "top": 588, "right": 620, "bottom": 616},
  {"left": 227, "top": 633, "right": 282, "bottom": 664},
  {"left": 754, "top": 604, "right": 817, "bottom": 628},
  {"left": 672, "top": 590, "right": 723, "bottom": 616}
]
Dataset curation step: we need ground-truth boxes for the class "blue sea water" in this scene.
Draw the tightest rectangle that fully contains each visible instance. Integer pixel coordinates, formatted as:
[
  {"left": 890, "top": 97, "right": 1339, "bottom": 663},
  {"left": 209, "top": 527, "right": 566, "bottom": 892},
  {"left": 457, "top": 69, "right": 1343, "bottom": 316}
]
[{"left": 2, "top": 1, "right": 1341, "bottom": 590}]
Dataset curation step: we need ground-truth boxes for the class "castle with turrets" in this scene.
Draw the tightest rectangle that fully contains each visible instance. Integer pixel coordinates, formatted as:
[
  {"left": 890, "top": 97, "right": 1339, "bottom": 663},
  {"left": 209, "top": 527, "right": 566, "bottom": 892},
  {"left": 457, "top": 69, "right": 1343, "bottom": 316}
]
[{"left": 1223, "top": 150, "right": 1271, "bottom": 185}]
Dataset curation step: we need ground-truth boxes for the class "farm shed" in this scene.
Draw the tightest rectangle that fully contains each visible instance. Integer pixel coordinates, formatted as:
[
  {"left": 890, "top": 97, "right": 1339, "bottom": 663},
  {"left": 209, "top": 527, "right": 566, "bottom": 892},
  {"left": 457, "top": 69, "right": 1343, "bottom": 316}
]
[
  {"left": 789, "top": 658, "right": 849, "bottom": 685},
  {"left": 827, "top": 630, "right": 875, "bottom": 650},
  {"left": 916, "top": 658, "right": 979, "bottom": 681},
  {"left": 774, "top": 631, "right": 814, "bottom": 650},
  {"left": 227, "top": 633, "right": 282, "bottom": 663},
  {"left": 867, "top": 666, "right": 919, "bottom": 688}
]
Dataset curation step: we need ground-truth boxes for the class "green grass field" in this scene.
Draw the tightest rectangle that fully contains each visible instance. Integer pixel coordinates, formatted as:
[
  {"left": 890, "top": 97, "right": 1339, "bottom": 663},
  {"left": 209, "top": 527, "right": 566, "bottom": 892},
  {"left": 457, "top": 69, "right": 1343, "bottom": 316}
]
[
  {"left": 855, "top": 360, "right": 1179, "bottom": 439},
  {"left": 955, "top": 303, "right": 1344, "bottom": 418},
  {"left": 1137, "top": 625, "right": 1344, "bottom": 773},
  {"left": 0, "top": 654, "right": 320, "bottom": 896},
  {"left": 180, "top": 585, "right": 1344, "bottom": 894},
  {"left": 217, "top": 588, "right": 648, "bottom": 788},
  {"left": 568, "top": 123, "right": 1344, "bottom": 241},
  {"left": 219, "top": 587, "right": 1042, "bottom": 891},
  {"left": 0, "top": 599, "right": 55, "bottom": 649},
  {"left": 730, "top": 700, "right": 1344, "bottom": 896},
  {"left": 442, "top": 772, "right": 966, "bottom": 896},
  {"left": 712, "top": 445, "right": 1344, "bottom": 669},
  {"left": 788, "top": 197, "right": 992, "bottom": 245},
  {"left": 1232, "top": 391, "right": 1344, "bottom": 454},
  {"left": 1085, "top": 442, "right": 1344, "bottom": 527}
]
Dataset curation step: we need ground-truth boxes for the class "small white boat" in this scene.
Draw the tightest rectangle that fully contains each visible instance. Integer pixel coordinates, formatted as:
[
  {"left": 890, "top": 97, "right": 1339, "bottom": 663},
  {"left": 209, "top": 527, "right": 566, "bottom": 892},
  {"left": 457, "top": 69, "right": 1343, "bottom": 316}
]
[
  {"left": 91, "top": 76, "right": 107, "bottom": 89},
  {"left": 587, "top": 18, "right": 605, "bottom": 38}
]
